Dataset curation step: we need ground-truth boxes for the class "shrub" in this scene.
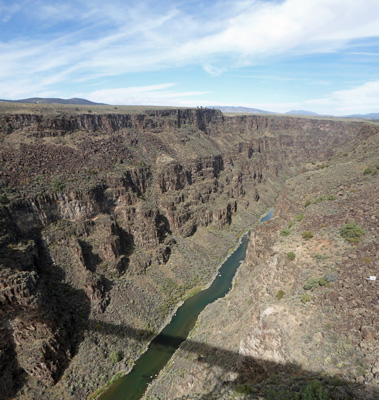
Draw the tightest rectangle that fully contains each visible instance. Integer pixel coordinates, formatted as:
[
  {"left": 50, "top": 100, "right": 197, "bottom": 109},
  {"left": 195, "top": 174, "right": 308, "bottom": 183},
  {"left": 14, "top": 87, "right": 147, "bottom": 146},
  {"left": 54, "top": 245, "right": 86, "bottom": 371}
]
[
  {"left": 267, "top": 388, "right": 299, "bottom": 400},
  {"left": 276, "top": 290, "right": 285, "bottom": 300},
  {"left": 295, "top": 213, "right": 304, "bottom": 222},
  {"left": 303, "top": 277, "right": 320, "bottom": 291},
  {"left": 301, "top": 294, "right": 311, "bottom": 303},
  {"left": 287, "top": 251, "right": 296, "bottom": 261},
  {"left": 304, "top": 199, "right": 311, "bottom": 207},
  {"left": 328, "top": 194, "right": 336, "bottom": 200},
  {"left": 280, "top": 228, "right": 291, "bottom": 236},
  {"left": 108, "top": 350, "right": 123, "bottom": 364},
  {"left": 315, "top": 195, "right": 327, "bottom": 203},
  {"left": 319, "top": 277, "right": 329, "bottom": 287},
  {"left": 234, "top": 384, "right": 252, "bottom": 395},
  {"left": 340, "top": 221, "right": 365, "bottom": 243},
  {"left": 0, "top": 194, "right": 9, "bottom": 204},
  {"left": 51, "top": 178, "right": 65, "bottom": 193},
  {"left": 314, "top": 253, "right": 328, "bottom": 261},
  {"left": 363, "top": 167, "right": 372, "bottom": 175},
  {"left": 302, "top": 231, "right": 313, "bottom": 240},
  {"left": 300, "top": 380, "right": 328, "bottom": 400},
  {"left": 266, "top": 381, "right": 328, "bottom": 400}
]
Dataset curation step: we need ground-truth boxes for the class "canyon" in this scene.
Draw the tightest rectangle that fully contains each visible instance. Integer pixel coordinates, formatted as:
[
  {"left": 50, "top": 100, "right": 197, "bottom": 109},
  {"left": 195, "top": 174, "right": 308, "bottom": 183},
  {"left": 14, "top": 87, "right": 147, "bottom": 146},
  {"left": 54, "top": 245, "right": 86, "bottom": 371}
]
[{"left": 0, "top": 104, "right": 378, "bottom": 399}]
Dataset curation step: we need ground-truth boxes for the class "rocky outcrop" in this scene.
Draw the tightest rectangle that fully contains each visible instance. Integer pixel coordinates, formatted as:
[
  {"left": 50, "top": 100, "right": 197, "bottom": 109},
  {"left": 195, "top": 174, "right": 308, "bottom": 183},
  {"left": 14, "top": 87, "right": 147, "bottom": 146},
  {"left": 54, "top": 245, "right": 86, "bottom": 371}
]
[{"left": 0, "top": 108, "right": 224, "bottom": 137}]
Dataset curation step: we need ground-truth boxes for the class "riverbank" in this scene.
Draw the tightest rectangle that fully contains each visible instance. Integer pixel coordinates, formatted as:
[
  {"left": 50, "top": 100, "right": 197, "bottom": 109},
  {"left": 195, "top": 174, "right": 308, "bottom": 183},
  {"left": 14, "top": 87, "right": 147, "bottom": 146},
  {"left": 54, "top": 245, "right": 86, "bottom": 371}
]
[{"left": 96, "top": 209, "right": 273, "bottom": 400}]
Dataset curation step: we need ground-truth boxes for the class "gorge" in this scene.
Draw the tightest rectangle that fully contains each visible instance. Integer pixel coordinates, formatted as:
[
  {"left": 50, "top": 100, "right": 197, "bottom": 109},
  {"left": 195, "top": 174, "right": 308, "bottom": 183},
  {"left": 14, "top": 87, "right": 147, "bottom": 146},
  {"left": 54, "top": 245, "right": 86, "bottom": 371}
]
[{"left": 0, "top": 104, "right": 378, "bottom": 399}]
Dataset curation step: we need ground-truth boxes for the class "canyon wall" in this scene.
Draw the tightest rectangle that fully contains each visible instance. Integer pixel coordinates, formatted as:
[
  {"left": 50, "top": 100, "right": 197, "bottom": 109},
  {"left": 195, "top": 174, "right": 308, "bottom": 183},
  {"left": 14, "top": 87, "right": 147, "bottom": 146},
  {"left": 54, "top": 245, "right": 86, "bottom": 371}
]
[
  {"left": 0, "top": 108, "right": 377, "bottom": 399},
  {"left": 145, "top": 115, "right": 379, "bottom": 400}
]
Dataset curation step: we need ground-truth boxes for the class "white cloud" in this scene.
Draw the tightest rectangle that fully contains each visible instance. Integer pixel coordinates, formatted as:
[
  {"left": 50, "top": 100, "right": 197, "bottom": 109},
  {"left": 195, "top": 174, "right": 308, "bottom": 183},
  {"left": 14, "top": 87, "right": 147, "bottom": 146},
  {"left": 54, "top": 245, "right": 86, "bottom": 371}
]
[
  {"left": 248, "top": 80, "right": 379, "bottom": 115},
  {"left": 86, "top": 83, "right": 208, "bottom": 105},
  {"left": 305, "top": 81, "right": 379, "bottom": 115},
  {"left": 1, "top": 0, "right": 379, "bottom": 106},
  {"left": 187, "top": 0, "right": 379, "bottom": 68}
]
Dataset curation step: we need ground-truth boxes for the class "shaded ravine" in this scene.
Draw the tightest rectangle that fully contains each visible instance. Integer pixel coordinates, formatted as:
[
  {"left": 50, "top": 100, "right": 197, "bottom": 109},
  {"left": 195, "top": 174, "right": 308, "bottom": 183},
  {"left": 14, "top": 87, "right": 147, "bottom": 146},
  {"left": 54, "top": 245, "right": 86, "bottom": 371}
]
[{"left": 99, "top": 209, "right": 274, "bottom": 400}]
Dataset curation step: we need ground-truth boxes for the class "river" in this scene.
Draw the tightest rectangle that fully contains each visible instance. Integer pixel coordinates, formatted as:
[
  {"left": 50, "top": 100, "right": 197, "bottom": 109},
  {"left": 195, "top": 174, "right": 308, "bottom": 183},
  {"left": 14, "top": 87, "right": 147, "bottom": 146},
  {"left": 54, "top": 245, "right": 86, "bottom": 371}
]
[{"left": 99, "top": 208, "right": 274, "bottom": 400}]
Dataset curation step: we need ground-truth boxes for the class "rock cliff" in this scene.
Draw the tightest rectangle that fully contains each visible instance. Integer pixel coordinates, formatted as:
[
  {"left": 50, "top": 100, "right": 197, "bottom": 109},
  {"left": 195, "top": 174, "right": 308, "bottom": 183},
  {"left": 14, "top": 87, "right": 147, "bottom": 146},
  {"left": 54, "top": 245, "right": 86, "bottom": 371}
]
[
  {"left": 0, "top": 105, "right": 377, "bottom": 399},
  {"left": 144, "top": 116, "right": 379, "bottom": 399}
]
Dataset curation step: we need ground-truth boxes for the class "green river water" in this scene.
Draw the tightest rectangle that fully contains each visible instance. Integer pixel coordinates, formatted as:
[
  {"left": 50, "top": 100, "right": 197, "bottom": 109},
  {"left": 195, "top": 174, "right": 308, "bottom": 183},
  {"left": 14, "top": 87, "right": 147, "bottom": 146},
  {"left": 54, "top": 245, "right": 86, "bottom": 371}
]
[{"left": 99, "top": 208, "right": 274, "bottom": 400}]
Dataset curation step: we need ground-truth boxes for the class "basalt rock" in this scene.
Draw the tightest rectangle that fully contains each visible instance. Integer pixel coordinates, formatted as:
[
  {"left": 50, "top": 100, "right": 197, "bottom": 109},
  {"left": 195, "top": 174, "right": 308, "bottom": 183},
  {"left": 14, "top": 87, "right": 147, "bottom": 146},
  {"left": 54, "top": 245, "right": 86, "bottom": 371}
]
[
  {"left": 144, "top": 122, "right": 379, "bottom": 400},
  {"left": 0, "top": 107, "right": 378, "bottom": 399}
]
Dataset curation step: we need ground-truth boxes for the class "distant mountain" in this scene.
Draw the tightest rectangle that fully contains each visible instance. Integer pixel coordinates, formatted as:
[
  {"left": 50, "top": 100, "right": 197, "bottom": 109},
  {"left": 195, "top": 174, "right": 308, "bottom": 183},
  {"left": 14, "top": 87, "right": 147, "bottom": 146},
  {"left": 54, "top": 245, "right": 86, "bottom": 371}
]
[
  {"left": 0, "top": 97, "right": 106, "bottom": 105},
  {"left": 285, "top": 110, "right": 320, "bottom": 116},
  {"left": 210, "top": 106, "right": 273, "bottom": 114},
  {"left": 344, "top": 113, "right": 379, "bottom": 120}
]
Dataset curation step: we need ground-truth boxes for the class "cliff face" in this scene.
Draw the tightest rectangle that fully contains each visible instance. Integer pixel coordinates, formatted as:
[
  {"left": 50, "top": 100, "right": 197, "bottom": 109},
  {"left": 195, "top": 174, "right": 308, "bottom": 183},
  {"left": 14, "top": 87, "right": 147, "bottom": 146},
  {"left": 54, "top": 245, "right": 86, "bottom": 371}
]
[
  {"left": 144, "top": 116, "right": 379, "bottom": 400},
  {"left": 0, "top": 108, "right": 377, "bottom": 399}
]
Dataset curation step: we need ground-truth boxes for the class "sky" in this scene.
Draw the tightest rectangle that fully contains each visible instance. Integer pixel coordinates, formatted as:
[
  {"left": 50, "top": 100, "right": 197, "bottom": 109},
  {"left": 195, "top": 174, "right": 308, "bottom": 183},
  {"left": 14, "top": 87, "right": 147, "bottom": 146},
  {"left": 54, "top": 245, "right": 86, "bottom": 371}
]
[{"left": 1, "top": 0, "right": 379, "bottom": 115}]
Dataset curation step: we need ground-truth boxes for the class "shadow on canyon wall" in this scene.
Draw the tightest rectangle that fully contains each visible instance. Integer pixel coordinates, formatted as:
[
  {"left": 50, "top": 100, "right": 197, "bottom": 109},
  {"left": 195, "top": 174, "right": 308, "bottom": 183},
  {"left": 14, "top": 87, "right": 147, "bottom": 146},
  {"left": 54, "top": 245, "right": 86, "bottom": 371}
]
[{"left": 87, "top": 320, "right": 379, "bottom": 400}]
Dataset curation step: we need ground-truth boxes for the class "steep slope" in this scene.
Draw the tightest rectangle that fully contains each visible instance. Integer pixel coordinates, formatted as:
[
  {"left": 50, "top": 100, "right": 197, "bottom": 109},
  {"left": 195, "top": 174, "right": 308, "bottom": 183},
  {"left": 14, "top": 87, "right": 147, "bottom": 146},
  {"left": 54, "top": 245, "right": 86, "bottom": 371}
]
[
  {"left": 145, "top": 117, "right": 379, "bottom": 399},
  {"left": 0, "top": 107, "right": 377, "bottom": 399}
]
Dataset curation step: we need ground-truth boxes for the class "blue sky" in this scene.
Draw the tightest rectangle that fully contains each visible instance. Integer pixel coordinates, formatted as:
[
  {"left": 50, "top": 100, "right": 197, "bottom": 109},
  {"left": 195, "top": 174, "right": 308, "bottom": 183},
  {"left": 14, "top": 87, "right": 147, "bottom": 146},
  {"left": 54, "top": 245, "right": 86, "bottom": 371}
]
[{"left": 1, "top": 0, "right": 379, "bottom": 115}]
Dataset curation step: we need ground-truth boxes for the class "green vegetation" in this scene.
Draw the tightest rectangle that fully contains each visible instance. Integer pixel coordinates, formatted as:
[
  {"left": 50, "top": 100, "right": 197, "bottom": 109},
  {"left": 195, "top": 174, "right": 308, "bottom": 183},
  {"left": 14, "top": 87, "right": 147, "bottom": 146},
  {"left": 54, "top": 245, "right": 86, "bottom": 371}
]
[
  {"left": 340, "top": 221, "right": 365, "bottom": 243},
  {"left": 301, "top": 294, "right": 312, "bottom": 304},
  {"left": 304, "top": 275, "right": 331, "bottom": 291},
  {"left": 319, "top": 277, "right": 328, "bottom": 287},
  {"left": 287, "top": 251, "right": 296, "bottom": 261},
  {"left": 315, "top": 195, "right": 327, "bottom": 203},
  {"left": 302, "top": 231, "right": 313, "bottom": 240},
  {"left": 0, "top": 194, "right": 9, "bottom": 204},
  {"left": 267, "top": 380, "right": 328, "bottom": 400},
  {"left": 280, "top": 228, "right": 291, "bottom": 236},
  {"left": 303, "top": 278, "right": 320, "bottom": 291},
  {"left": 108, "top": 350, "right": 123, "bottom": 364},
  {"left": 301, "top": 381, "right": 328, "bottom": 400},
  {"left": 88, "top": 371, "right": 124, "bottom": 400},
  {"left": 51, "top": 177, "right": 65, "bottom": 192},
  {"left": 363, "top": 167, "right": 372, "bottom": 175},
  {"left": 314, "top": 253, "right": 328, "bottom": 261},
  {"left": 295, "top": 213, "right": 304, "bottom": 222},
  {"left": 234, "top": 384, "right": 252, "bottom": 395},
  {"left": 315, "top": 194, "right": 336, "bottom": 203},
  {"left": 276, "top": 290, "right": 285, "bottom": 300},
  {"left": 304, "top": 199, "right": 311, "bottom": 207}
]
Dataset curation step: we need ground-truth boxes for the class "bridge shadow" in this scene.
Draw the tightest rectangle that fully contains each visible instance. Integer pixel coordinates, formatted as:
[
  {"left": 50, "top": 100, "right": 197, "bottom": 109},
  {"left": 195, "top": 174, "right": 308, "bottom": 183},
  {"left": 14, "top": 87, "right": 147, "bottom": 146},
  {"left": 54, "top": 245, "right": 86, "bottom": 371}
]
[{"left": 87, "top": 320, "right": 379, "bottom": 400}]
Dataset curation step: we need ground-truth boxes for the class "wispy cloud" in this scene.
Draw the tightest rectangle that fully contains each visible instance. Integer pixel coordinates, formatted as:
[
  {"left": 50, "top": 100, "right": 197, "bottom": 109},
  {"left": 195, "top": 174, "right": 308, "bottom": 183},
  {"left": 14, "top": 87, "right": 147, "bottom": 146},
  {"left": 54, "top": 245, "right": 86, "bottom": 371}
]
[
  {"left": 1, "top": 0, "right": 379, "bottom": 111},
  {"left": 305, "top": 80, "right": 379, "bottom": 115},
  {"left": 246, "top": 80, "right": 379, "bottom": 115},
  {"left": 85, "top": 83, "right": 208, "bottom": 105}
]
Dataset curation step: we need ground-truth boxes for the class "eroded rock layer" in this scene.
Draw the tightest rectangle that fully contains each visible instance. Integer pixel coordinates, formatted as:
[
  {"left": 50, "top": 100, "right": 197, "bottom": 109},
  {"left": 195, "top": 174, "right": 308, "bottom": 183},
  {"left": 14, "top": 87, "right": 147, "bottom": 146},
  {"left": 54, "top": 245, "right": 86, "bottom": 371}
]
[{"left": 0, "top": 106, "right": 377, "bottom": 399}]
